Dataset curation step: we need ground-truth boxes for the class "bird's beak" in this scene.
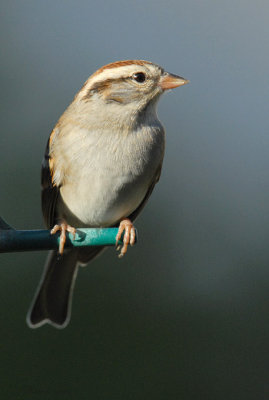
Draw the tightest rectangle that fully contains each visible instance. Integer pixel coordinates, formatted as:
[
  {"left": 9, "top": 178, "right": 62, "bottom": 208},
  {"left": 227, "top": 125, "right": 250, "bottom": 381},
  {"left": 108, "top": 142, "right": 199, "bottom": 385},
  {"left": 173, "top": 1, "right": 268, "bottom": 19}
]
[{"left": 159, "top": 72, "right": 189, "bottom": 90}]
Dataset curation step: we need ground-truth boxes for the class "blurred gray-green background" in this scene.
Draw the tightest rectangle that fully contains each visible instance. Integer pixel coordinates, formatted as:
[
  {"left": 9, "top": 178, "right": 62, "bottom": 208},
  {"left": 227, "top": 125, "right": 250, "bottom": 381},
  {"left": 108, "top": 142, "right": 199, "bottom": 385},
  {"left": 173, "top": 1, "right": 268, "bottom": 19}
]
[{"left": 0, "top": 1, "right": 268, "bottom": 399}]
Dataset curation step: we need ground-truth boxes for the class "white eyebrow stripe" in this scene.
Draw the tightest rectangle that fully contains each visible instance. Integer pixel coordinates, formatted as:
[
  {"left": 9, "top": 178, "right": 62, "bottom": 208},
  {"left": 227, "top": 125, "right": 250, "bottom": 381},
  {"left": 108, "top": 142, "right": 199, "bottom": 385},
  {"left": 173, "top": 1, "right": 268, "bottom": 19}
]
[
  {"left": 89, "top": 66, "right": 143, "bottom": 85},
  {"left": 88, "top": 63, "right": 159, "bottom": 88}
]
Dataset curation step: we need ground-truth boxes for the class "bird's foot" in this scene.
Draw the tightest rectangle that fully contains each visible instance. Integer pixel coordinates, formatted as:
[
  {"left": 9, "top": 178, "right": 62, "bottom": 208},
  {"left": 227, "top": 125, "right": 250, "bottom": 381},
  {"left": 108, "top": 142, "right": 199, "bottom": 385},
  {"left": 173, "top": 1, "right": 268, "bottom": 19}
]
[
  {"left": 116, "top": 218, "right": 136, "bottom": 258},
  {"left": 50, "top": 222, "right": 76, "bottom": 254}
]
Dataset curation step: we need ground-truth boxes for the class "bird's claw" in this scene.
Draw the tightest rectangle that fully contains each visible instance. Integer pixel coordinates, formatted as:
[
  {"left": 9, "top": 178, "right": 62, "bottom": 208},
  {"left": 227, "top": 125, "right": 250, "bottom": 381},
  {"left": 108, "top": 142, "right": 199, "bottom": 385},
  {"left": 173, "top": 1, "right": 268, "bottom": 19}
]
[
  {"left": 50, "top": 223, "right": 76, "bottom": 254},
  {"left": 115, "top": 218, "right": 136, "bottom": 258}
]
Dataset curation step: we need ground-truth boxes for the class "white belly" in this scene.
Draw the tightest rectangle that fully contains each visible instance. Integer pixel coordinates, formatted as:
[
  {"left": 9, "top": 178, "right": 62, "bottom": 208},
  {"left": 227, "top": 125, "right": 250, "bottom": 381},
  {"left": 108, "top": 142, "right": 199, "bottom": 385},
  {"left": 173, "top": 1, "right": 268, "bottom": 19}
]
[{"left": 56, "top": 126, "right": 164, "bottom": 227}]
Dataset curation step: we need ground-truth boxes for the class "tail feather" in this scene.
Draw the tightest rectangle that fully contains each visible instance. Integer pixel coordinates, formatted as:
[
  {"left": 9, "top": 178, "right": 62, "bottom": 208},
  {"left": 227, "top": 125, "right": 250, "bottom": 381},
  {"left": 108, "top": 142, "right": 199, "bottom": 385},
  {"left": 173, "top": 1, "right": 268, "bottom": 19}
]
[
  {"left": 27, "top": 246, "right": 105, "bottom": 329},
  {"left": 27, "top": 250, "right": 79, "bottom": 328}
]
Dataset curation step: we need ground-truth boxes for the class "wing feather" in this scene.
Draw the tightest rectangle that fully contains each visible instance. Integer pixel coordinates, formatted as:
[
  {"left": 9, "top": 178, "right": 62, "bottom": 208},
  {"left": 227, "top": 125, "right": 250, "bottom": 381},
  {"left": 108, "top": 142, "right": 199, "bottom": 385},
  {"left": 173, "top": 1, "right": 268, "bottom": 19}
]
[
  {"left": 41, "top": 137, "right": 60, "bottom": 229},
  {"left": 127, "top": 162, "right": 163, "bottom": 222}
]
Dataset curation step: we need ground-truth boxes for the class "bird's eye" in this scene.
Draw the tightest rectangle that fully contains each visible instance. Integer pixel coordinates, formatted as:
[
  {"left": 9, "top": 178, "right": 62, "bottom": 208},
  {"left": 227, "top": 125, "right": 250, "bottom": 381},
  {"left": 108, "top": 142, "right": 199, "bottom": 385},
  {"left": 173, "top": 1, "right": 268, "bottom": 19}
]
[{"left": 132, "top": 72, "right": 146, "bottom": 83}]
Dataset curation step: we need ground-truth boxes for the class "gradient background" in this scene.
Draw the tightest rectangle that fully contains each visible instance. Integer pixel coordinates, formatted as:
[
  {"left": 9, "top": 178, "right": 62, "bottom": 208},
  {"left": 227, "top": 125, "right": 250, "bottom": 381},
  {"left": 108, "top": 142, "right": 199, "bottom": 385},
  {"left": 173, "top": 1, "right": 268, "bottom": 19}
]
[{"left": 0, "top": 1, "right": 268, "bottom": 399}]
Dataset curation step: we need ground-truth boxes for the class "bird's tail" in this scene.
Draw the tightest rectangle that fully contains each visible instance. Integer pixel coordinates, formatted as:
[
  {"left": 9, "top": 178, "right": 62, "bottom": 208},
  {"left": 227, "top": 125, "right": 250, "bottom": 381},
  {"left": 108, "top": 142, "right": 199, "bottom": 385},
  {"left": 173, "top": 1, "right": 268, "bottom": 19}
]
[
  {"left": 26, "top": 246, "right": 104, "bottom": 329},
  {"left": 26, "top": 249, "right": 79, "bottom": 328}
]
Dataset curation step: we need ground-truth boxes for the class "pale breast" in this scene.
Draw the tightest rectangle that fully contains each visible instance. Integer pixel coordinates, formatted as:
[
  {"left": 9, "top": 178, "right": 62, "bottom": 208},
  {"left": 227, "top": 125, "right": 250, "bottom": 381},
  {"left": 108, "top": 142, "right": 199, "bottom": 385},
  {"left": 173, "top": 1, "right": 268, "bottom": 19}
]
[{"left": 54, "top": 124, "right": 165, "bottom": 227}]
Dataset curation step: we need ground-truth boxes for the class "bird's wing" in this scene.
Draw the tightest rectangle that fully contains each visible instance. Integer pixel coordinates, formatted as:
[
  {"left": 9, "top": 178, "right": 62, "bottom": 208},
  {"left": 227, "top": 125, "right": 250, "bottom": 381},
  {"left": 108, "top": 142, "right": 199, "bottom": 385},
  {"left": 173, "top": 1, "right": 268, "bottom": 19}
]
[
  {"left": 127, "top": 162, "right": 163, "bottom": 222},
  {"left": 41, "top": 136, "right": 60, "bottom": 229}
]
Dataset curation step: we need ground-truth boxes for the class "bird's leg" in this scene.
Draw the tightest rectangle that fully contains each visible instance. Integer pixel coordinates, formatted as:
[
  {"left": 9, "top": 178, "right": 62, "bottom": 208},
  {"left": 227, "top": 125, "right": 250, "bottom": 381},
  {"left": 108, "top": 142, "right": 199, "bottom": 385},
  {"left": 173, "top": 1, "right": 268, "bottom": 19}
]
[
  {"left": 50, "top": 222, "right": 76, "bottom": 254},
  {"left": 116, "top": 218, "right": 136, "bottom": 258}
]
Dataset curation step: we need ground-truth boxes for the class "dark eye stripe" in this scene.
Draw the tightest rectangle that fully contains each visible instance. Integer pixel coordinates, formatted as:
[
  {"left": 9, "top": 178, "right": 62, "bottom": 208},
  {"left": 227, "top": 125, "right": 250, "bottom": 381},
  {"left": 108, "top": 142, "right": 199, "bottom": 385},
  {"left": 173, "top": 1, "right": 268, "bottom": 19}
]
[
  {"left": 83, "top": 72, "right": 148, "bottom": 101},
  {"left": 83, "top": 77, "right": 126, "bottom": 100}
]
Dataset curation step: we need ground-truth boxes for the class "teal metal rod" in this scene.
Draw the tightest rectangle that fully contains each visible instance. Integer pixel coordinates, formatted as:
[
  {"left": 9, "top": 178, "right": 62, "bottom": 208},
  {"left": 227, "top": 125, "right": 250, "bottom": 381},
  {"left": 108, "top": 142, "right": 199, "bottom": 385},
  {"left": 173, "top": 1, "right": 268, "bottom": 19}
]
[{"left": 0, "top": 217, "right": 136, "bottom": 253}]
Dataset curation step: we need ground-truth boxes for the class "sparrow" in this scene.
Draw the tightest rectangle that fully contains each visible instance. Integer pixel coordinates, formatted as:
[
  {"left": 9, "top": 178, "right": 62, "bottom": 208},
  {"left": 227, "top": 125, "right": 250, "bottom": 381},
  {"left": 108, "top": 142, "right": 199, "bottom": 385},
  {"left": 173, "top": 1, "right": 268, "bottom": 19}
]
[{"left": 26, "top": 60, "right": 189, "bottom": 328}]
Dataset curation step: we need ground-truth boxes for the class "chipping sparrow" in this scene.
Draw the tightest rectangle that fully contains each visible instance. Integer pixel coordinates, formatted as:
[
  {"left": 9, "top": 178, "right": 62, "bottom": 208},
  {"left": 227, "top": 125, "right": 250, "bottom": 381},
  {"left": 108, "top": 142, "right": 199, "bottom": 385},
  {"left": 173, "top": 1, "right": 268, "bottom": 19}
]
[{"left": 27, "top": 60, "right": 189, "bottom": 328}]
